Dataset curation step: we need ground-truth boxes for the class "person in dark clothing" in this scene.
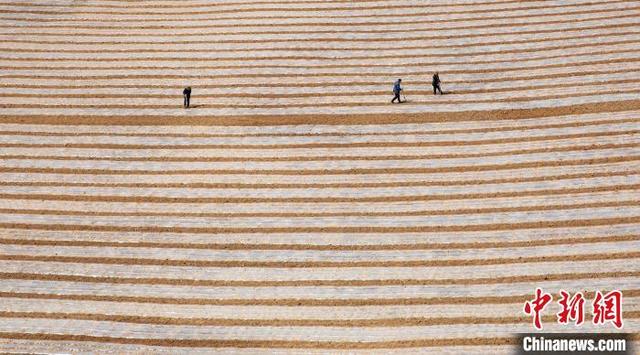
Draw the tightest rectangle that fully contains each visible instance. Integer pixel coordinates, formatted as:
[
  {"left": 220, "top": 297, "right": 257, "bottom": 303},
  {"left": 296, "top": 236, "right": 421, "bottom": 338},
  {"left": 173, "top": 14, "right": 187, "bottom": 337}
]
[
  {"left": 432, "top": 73, "right": 443, "bottom": 95},
  {"left": 391, "top": 79, "right": 403, "bottom": 103},
  {"left": 183, "top": 86, "right": 192, "bottom": 108}
]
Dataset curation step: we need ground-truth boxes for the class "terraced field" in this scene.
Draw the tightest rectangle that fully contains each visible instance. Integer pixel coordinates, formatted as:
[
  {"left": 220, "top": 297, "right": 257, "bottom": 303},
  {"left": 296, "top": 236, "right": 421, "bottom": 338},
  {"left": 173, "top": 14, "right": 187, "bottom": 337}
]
[{"left": 0, "top": 0, "right": 639, "bottom": 353}]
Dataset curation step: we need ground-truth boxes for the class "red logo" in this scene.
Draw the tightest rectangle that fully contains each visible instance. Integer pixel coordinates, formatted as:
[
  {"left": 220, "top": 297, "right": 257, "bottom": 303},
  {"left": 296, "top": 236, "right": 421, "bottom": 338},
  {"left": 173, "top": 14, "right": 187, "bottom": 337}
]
[
  {"left": 592, "top": 290, "right": 623, "bottom": 329},
  {"left": 524, "top": 288, "right": 553, "bottom": 330},
  {"left": 557, "top": 290, "right": 585, "bottom": 326},
  {"left": 524, "top": 289, "right": 623, "bottom": 330}
]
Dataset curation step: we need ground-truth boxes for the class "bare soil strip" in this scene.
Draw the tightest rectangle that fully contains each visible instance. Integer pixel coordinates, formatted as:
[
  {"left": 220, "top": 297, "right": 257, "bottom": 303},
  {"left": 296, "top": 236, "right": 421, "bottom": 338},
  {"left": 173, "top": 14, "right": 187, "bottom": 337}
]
[
  {"left": 0, "top": 333, "right": 520, "bottom": 348},
  {"left": 3, "top": 3, "right": 635, "bottom": 22},
  {"left": 1, "top": 248, "right": 638, "bottom": 268},
  {"left": 1, "top": 290, "right": 637, "bottom": 306},
  {"left": 1, "top": 271, "right": 638, "bottom": 288},
  {"left": 2, "top": 143, "right": 636, "bottom": 162},
  {"left": 0, "top": 234, "right": 636, "bottom": 251},
  {"left": 6, "top": 28, "right": 638, "bottom": 46},
  {"left": 3, "top": 11, "right": 635, "bottom": 31},
  {"left": 0, "top": 0, "right": 625, "bottom": 17},
  {"left": 0, "top": 170, "right": 633, "bottom": 189},
  {"left": 0, "top": 200, "right": 635, "bottom": 219},
  {"left": 0, "top": 0, "right": 557, "bottom": 9},
  {"left": 3, "top": 130, "right": 637, "bottom": 149},
  {"left": 0, "top": 311, "right": 638, "bottom": 329},
  {"left": 0, "top": 116, "right": 635, "bottom": 137},
  {"left": 5, "top": 22, "right": 637, "bottom": 38},
  {"left": 2, "top": 100, "right": 639, "bottom": 126}
]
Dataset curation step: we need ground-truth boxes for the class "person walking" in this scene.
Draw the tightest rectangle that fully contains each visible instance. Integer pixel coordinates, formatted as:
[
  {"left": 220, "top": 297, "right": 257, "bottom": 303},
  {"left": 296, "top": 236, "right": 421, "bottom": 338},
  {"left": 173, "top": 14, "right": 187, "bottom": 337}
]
[
  {"left": 183, "top": 86, "right": 192, "bottom": 108},
  {"left": 391, "top": 79, "right": 404, "bottom": 103},
  {"left": 432, "top": 73, "right": 443, "bottom": 95}
]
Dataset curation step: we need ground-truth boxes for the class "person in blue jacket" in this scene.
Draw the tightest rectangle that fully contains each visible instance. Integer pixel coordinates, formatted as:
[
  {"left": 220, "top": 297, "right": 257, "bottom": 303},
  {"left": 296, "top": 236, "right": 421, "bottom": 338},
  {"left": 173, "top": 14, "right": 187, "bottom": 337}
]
[{"left": 391, "top": 79, "right": 404, "bottom": 103}]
